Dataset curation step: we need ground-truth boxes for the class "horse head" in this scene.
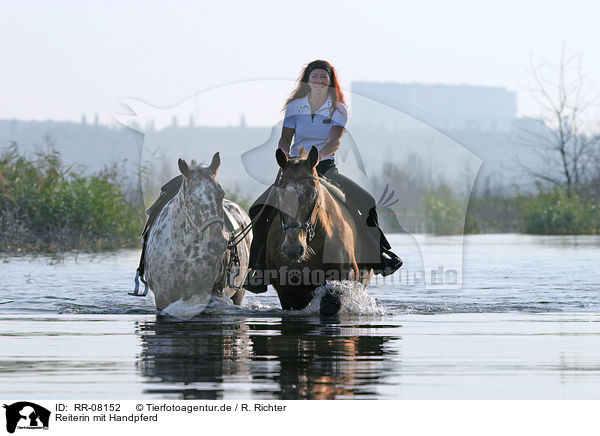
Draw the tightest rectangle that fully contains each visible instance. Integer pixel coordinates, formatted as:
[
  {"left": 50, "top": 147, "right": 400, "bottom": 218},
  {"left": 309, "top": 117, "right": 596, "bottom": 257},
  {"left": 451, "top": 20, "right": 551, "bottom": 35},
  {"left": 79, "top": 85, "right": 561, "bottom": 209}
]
[
  {"left": 177, "top": 152, "right": 226, "bottom": 244},
  {"left": 274, "top": 146, "right": 322, "bottom": 261}
]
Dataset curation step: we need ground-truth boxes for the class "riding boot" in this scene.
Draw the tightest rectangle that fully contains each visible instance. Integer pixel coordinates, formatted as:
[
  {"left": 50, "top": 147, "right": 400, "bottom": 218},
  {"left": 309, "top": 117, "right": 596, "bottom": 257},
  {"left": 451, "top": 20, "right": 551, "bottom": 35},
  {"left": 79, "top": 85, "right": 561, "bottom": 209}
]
[
  {"left": 367, "top": 207, "right": 402, "bottom": 276},
  {"left": 244, "top": 243, "right": 268, "bottom": 293},
  {"left": 243, "top": 205, "right": 274, "bottom": 294}
]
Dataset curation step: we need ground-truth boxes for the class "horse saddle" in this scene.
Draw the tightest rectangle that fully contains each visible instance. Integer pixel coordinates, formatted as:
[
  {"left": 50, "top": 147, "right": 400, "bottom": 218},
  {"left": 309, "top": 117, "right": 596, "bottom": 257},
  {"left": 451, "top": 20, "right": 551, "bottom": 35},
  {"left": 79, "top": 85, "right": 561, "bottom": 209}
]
[{"left": 142, "top": 175, "right": 183, "bottom": 238}]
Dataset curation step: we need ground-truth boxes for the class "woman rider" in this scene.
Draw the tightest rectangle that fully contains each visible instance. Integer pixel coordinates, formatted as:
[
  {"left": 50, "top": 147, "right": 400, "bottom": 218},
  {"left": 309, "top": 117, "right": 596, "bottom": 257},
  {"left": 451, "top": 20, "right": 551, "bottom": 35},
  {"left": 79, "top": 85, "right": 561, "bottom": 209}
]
[{"left": 244, "top": 60, "right": 402, "bottom": 293}]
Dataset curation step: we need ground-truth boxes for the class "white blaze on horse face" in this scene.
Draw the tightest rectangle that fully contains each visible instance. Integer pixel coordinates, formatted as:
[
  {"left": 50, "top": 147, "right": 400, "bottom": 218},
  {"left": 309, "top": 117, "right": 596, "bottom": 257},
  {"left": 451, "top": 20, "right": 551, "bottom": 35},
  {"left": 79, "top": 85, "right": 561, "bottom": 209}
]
[
  {"left": 277, "top": 186, "right": 301, "bottom": 254},
  {"left": 276, "top": 185, "right": 300, "bottom": 218},
  {"left": 278, "top": 182, "right": 317, "bottom": 260}
]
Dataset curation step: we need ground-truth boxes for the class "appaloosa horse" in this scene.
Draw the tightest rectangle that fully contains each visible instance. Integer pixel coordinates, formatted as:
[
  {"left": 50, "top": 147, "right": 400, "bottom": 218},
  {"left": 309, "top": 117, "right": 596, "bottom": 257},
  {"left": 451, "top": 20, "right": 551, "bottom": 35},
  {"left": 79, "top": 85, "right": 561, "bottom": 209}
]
[
  {"left": 265, "top": 146, "right": 373, "bottom": 314},
  {"left": 144, "top": 153, "right": 252, "bottom": 316}
]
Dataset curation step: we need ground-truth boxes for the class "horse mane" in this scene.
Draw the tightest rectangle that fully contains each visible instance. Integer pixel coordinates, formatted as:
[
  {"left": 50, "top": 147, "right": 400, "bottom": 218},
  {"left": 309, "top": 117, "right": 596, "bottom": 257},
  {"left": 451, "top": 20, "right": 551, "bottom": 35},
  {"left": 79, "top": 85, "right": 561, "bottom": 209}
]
[
  {"left": 295, "top": 147, "right": 308, "bottom": 160},
  {"left": 317, "top": 184, "right": 339, "bottom": 239}
]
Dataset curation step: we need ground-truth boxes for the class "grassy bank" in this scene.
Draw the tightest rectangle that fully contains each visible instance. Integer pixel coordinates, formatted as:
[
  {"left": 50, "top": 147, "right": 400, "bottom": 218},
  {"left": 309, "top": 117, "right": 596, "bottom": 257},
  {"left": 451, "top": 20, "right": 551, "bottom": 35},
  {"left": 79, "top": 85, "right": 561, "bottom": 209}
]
[
  {"left": 0, "top": 145, "right": 144, "bottom": 251},
  {"left": 466, "top": 190, "right": 599, "bottom": 235},
  {"left": 421, "top": 186, "right": 599, "bottom": 235}
]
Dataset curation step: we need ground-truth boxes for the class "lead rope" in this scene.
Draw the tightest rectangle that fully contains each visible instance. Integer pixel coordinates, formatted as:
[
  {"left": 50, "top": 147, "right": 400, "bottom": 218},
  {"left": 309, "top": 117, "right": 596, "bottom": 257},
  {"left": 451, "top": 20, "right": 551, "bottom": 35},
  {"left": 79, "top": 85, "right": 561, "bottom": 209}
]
[{"left": 226, "top": 168, "right": 282, "bottom": 251}]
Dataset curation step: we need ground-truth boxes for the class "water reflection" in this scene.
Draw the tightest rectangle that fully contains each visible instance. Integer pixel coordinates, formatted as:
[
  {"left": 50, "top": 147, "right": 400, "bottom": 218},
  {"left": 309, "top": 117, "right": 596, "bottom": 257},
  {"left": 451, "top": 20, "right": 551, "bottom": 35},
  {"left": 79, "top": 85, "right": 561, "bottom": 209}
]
[
  {"left": 136, "top": 316, "right": 400, "bottom": 399},
  {"left": 248, "top": 318, "right": 400, "bottom": 399},
  {"left": 136, "top": 317, "right": 251, "bottom": 399}
]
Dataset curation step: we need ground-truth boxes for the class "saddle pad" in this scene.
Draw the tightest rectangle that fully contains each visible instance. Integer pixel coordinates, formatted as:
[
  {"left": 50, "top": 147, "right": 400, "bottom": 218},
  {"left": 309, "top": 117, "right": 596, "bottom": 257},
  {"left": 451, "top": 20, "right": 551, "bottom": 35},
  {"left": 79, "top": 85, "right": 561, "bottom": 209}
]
[{"left": 223, "top": 199, "right": 242, "bottom": 234}]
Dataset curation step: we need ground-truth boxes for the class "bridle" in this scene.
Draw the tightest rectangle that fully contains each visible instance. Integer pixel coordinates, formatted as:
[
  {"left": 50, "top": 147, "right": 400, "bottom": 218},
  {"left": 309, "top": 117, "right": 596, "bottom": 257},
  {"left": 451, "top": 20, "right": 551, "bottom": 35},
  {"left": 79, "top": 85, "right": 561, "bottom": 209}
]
[
  {"left": 197, "top": 215, "right": 224, "bottom": 234},
  {"left": 276, "top": 175, "right": 321, "bottom": 242},
  {"left": 181, "top": 178, "right": 225, "bottom": 234}
]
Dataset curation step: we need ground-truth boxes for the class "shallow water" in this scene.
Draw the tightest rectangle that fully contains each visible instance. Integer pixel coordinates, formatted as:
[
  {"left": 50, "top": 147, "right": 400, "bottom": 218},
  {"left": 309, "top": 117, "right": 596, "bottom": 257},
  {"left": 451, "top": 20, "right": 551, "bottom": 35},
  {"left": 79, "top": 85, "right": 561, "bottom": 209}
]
[{"left": 1, "top": 234, "right": 599, "bottom": 399}]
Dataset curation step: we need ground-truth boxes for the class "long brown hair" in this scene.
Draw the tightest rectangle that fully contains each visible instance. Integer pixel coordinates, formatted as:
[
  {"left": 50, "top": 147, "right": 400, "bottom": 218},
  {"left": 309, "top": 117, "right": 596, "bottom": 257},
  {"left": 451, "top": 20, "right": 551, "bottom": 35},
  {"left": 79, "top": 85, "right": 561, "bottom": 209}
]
[{"left": 283, "top": 60, "right": 346, "bottom": 112}]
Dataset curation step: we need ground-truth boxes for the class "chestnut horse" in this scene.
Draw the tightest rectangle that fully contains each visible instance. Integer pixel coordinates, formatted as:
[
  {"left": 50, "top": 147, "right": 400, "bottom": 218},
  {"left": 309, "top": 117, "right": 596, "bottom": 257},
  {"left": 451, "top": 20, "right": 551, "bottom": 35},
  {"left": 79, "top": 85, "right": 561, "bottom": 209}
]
[{"left": 265, "top": 146, "right": 372, "bottom": 314}]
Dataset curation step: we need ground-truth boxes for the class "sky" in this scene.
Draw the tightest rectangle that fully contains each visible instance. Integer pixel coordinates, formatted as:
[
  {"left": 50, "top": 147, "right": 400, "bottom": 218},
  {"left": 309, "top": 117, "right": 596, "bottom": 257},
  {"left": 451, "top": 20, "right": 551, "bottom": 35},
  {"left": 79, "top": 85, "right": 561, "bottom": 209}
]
[{"left": 1, "top": 0, "right": 599, "bottom": 127}]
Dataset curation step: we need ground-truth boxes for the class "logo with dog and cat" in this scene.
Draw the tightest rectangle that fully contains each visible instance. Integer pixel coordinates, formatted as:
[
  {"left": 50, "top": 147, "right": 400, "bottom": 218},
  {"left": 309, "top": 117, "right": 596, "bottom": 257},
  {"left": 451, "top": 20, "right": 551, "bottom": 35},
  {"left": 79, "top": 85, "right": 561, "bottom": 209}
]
[{"left": 3, "top": 402, "right": 50, "bottom": 434}]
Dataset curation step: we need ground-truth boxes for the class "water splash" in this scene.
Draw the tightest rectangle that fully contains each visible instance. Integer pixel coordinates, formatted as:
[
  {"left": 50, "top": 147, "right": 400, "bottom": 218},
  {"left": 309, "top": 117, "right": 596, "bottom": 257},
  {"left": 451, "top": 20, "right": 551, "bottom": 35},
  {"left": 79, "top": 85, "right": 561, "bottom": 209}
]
[
  {"left": 299, "top": 280, "right": 387, "bottom": 316},
  {"left": 159, "top": 292, "right": 257, "bottom": 319},
  {"left": 160, "top": 293, "right": 212, "bottom": 319},
  {"left": 58, "top": 303, "right": 155, "bottom": 315}
]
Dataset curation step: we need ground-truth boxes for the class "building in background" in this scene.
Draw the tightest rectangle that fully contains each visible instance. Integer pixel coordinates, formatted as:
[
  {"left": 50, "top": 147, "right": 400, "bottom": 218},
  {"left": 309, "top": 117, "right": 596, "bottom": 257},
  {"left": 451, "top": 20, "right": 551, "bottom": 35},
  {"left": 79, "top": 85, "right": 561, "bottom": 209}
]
[{"left": 351, "top": 82, "right": 517, "bottom": 132}]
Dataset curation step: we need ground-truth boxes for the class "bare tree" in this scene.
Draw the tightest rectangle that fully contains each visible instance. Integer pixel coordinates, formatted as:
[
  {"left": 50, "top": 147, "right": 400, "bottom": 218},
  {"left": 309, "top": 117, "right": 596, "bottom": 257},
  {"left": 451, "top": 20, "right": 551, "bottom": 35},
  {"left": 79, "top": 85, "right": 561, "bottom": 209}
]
[{"left": 518, "top": 44, "right": 599, "bottom": 197}]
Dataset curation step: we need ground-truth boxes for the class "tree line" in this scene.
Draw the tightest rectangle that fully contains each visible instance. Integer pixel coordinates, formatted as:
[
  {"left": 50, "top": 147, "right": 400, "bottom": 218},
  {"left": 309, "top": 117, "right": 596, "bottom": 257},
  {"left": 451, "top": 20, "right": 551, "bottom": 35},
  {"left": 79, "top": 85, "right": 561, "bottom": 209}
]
[
  {"left": 0, "top": 144, "right": 144, "bottom": 251},
  {"left": 373, "top": 47, "right": 600, "bottom": 235}
]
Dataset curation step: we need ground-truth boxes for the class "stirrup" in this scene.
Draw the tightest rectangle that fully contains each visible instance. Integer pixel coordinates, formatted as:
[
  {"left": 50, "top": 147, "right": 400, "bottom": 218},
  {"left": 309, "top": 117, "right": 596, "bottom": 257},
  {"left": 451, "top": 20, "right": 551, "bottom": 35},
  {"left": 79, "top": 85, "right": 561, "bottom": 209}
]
[{"left": 129, "top": 269, "right": 149, "bottom": 296}]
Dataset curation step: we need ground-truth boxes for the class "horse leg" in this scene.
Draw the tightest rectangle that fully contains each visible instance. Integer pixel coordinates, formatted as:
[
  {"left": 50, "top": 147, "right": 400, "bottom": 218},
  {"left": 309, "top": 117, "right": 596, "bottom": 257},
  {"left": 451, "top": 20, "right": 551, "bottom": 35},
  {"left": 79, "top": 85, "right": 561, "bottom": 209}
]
[
  {"left": 230, "top": 288, "right": 245, "bottom": 305},
  {"left": 349, "top": 256, "right": 359, "bottom": 281},
  {"left": 276, "top": 286, "right": 316, "bottom": 311},
  {"left": 320, "top": 290, "right": 342, "bottom": 316}
]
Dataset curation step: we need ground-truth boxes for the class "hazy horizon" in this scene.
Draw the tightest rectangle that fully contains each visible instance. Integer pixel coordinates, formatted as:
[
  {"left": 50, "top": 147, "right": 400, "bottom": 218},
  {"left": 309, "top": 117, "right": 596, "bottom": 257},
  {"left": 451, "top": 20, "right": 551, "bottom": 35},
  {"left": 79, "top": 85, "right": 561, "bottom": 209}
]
[{"left": 2, "top": 0, "right": 599, "bottom": 127}]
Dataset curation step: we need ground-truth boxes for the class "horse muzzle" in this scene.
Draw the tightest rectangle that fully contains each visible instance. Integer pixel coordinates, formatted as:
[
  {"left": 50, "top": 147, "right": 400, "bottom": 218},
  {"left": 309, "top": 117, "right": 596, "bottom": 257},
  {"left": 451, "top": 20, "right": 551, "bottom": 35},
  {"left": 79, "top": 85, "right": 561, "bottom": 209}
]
[{"left": 282, "top": 243, "right": 305, "bottom": 261}]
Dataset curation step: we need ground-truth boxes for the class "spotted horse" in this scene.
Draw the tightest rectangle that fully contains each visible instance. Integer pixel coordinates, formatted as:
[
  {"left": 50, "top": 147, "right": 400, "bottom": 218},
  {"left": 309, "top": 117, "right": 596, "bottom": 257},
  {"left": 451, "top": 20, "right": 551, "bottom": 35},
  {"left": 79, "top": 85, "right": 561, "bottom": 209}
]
[{"left": 130, "top": 153, "right": 252, "bottom": 316}]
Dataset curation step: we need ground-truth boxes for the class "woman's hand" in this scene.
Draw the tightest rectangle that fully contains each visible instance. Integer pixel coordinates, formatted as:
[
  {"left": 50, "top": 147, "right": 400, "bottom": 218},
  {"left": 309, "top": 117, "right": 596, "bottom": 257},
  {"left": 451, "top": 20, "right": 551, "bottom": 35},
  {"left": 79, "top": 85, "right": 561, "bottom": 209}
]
[
  {"left": 318, "top": 126, "right": 345, "bottom": 160},
  {"left": 278, "top": 127, "right": 295, "bottom": 157}
]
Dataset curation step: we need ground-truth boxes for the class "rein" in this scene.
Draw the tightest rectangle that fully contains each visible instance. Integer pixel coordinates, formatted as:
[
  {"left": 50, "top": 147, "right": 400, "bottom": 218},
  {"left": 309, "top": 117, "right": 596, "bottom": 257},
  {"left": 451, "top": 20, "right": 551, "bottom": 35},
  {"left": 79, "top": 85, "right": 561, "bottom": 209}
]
[
  {"left": 225, "top": 169, "right": 284, "bottom": 251},
  {"left": 197, "top": 216, "right": 224, "bottom": 234}
]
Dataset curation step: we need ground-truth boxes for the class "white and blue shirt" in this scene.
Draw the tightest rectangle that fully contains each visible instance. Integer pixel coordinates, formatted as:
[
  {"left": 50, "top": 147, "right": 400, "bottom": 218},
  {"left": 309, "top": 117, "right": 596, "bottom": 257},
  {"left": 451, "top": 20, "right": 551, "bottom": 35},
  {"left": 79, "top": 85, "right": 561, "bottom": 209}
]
[{"left": 283, "top": 94, "right": 348, "bottom": 161}]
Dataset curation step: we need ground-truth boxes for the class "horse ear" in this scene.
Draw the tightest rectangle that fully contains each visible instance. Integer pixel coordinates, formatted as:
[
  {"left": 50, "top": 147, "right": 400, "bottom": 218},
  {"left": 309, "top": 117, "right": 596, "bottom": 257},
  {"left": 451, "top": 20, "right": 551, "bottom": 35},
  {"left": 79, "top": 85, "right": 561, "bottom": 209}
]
[
  {"left": 307, "top": 146, "right": 319, "bottom": 169},
  {"left": 276, "top": 148, "right": 288, "bottom": 168},
  {"left": 178, "top": 158, "right": 190, "bottom": 177},
  {"left": 208, "top": 152, "right": 220, "bottom": 175}
]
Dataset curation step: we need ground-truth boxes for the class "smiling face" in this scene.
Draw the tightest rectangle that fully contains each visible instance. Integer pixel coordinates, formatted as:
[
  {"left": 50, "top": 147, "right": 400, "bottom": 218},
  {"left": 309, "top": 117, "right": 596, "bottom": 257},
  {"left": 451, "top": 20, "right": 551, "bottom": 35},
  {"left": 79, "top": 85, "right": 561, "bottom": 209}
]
[{"left": 307, "top": 68, "right": 331, "bottom": 94}]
